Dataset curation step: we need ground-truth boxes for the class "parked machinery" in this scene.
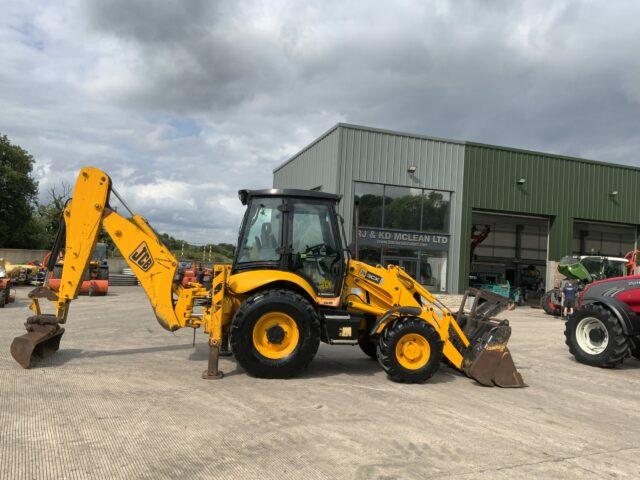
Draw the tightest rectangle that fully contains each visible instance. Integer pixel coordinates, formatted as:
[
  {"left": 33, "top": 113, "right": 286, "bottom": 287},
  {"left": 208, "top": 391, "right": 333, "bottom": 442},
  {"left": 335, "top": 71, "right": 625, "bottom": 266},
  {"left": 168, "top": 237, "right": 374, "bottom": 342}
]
[
  {"left": 0, "top": 260, "right": 15, "bottom": 308},
  {"left": 10, "top": 167, "right": 525, "bottom": 387},
  {"left": 565, "top": 274, "right": 640, "bottom": 367},
  {"left": 541, "top": 255, "right": 630, "bottom": 316},
  {"left": 46, "top": 244, "right": 109, "bottom": 296}
]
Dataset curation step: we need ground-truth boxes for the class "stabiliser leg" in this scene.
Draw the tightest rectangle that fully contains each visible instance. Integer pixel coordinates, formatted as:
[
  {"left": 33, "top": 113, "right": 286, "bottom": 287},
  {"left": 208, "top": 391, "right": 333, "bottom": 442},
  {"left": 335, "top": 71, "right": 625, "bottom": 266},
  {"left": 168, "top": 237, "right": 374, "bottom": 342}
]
[
  {"left": 219, "top": 330, "right": 232, "bottom": 357},
  {"left": 202, "top": 342, "right": 224, "bottom": 380}
]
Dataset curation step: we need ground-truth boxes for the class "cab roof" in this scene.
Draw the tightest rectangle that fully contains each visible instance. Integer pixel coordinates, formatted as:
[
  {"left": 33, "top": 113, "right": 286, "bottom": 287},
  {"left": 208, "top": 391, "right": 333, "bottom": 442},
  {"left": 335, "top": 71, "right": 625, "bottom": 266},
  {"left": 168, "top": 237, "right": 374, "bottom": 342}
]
[{"left": 238, "top": 188, "right": 341, "bottom": 205}]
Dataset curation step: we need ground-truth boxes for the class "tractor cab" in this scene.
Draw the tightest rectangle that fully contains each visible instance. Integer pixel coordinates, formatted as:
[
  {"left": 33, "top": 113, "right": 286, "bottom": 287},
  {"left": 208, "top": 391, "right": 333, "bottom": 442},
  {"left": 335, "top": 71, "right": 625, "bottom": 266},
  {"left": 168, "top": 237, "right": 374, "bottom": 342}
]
[{"left": 235, "top": 189, "right": 347, "bottom": 297}]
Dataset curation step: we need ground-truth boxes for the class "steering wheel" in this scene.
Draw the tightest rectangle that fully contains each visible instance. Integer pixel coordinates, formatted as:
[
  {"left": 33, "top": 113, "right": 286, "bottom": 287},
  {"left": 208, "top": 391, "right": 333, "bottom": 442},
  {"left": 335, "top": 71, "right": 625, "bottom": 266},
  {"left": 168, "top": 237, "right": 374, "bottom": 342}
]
[
  {"left": 302, "top": 243, "right": 330, "bottom": 256},
  {"left": 300, "top": 243, "right": 339, "bottom": 276}
]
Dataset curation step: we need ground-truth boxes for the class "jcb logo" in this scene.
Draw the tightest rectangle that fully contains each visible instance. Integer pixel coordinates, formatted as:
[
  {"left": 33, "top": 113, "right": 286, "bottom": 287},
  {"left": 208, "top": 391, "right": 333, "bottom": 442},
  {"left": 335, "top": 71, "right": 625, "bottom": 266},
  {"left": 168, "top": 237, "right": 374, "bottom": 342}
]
[{"left": 130, "top": 242, "right": 154, "bottom": 271}]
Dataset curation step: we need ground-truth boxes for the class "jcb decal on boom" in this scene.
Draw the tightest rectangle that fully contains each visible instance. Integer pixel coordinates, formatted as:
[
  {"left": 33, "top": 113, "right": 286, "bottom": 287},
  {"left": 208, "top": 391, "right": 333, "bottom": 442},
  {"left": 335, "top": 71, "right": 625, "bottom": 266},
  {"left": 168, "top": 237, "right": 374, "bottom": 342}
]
[
  {"left": 130, "top": 242, "right": 154, "bottom": 271},
  {"left": 360, "top": 268, "right": 383, "bottom": 285}
]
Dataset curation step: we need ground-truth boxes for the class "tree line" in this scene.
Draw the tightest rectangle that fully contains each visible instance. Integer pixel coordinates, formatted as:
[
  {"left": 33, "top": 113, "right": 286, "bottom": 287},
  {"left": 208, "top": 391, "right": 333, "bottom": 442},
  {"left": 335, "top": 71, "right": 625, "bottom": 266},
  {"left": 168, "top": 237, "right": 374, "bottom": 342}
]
[{"left": 0, "top": 133, "right": 235, "bottom": 262}]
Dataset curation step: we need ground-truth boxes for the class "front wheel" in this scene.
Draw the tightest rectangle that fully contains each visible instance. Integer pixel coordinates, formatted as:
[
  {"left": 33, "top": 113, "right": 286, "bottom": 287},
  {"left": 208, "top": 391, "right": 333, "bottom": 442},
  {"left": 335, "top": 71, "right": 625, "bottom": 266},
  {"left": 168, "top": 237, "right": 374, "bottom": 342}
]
[
  {"left": 564, "top": 304, "right": 629, "bottom": 367},
  {"left": 377, "top": 318, "right": 443, "bottom": 383},
  {"left": 230, "top": 289, "right": 320, "bottom": 378}
]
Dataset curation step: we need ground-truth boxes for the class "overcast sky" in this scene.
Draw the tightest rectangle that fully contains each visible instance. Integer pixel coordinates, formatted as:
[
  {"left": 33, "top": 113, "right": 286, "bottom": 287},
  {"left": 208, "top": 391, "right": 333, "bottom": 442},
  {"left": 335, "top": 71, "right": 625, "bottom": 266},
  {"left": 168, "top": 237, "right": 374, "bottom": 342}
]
[{"left": 2, "top": 1, "right": 639, "bottom": 243}]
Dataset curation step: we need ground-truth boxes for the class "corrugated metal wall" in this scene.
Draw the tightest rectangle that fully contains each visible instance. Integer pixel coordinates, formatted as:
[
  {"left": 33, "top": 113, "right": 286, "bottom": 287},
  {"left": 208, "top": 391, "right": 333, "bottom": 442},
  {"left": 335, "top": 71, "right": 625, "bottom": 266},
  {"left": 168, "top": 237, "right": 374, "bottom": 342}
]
[
  {"left": 459, "top": 143, "right": 640, "bottom": 290},
  {"left": 273, "top": 127, "right": 340, "bottom": 191},
  {"left": 337, "top": 125, "right": 466, "bottom": 293}
]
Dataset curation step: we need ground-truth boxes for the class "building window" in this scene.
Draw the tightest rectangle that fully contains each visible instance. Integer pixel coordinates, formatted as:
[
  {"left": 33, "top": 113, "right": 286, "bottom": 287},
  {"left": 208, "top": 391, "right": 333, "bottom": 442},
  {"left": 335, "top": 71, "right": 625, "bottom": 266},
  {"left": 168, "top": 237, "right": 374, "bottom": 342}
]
[
  {"left": 353, "top": 181, "right": 452, "bottom": 292},
  {"left": 354, "top": 181, "right": 451, "bottom": 233},
  {"left": 422, "top": 190, "right": 450, "bottom": 233},
  {"left": 383, "top": 186, "right": 422, "bottom": 231},
  {"left": 354, "top": 182, "right": 383, "bottom": 228}
]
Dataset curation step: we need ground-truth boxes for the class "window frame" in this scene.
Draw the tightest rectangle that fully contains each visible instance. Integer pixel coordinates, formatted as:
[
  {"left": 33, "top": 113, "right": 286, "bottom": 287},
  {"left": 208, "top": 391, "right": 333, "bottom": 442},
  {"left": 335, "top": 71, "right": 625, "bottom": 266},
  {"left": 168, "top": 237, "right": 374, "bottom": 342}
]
[{"left": 353, "top": 180, "right": 453, "bottom": 234}]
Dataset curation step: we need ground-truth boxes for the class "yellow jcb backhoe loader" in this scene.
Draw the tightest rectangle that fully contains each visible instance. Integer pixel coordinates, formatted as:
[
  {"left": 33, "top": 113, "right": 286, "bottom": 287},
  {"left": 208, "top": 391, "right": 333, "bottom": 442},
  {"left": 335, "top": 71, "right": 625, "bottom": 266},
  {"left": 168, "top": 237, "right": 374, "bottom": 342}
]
[{"left": 10, "top": 167, "right": 526, "bottom": 387}]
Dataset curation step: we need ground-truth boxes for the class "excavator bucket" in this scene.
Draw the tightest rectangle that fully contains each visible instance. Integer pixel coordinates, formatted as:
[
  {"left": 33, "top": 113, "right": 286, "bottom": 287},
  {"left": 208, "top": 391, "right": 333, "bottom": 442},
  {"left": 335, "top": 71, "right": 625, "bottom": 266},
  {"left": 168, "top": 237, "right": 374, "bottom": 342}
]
[
  {"left": 457, "top": 289, "right": 527, "bottom": 388},
  {"left": 10, "top": 315, "right": 64, "bottom": 369}
]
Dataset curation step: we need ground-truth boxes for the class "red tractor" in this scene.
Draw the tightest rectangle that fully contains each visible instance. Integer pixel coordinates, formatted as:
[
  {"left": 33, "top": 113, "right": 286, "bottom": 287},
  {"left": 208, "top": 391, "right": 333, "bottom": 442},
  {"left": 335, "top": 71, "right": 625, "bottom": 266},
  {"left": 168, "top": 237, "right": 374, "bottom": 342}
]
[{"left": 565, "top": 274, "right": 640, "bottom": 367}]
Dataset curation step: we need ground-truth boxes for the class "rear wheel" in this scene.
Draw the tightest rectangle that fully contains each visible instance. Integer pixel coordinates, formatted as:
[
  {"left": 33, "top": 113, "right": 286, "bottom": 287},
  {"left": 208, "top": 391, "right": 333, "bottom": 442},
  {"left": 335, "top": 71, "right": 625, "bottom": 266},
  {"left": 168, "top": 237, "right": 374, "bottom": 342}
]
[
  {"left": 541, "top": 289, "right": 562, "bottom": 316},
  {"left": 564, "top": 304, "right": 629, "bottom": 367},
  {"left": 377, "top": 318, "right": 443, "bottom": 383},
  {"left": 230, "top": 289, "right": 320, "bottom": 378},
  {"left": 358, "top": 336, "right": 377, "bottom": 360}
]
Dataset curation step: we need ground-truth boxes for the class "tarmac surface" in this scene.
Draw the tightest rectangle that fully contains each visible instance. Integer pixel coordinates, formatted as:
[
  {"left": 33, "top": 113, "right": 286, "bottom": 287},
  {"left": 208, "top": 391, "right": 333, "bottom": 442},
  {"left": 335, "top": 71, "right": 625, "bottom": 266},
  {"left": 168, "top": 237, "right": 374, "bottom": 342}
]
[{"left": 1, "top": 286, "right": 640, "bottom": 479}]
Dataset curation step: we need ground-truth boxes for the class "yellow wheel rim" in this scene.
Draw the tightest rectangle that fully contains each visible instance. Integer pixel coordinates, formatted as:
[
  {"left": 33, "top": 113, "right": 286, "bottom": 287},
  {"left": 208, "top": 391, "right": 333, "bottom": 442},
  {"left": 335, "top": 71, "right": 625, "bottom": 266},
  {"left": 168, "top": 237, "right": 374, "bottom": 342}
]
[
  {"left": 252, "top": 312, "right": 300, "bottom": 360},
  {"left": 395, "top": 333, "right": 430, "bottom": 370}
]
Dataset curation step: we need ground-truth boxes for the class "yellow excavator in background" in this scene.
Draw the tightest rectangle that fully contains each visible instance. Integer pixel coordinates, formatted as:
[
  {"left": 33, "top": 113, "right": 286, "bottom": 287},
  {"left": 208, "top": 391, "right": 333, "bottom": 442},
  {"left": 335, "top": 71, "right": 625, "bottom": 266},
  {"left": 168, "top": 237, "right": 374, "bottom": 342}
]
[{"left": 11, "top": 167, "right": 526, "bottom": 387}]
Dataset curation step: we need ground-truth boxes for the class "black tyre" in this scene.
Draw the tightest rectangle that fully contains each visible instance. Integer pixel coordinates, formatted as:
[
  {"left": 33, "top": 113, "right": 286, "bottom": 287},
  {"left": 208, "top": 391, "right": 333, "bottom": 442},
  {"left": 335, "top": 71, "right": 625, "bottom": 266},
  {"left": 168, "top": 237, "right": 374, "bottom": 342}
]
[
  {"left": 230, "top": 289, "right": 320, "bottom": 378},
  {"left": 629, "top": 337, "right": 640, "bottom": 361},
  {"left": 564, "top": 304, "right": 629, "bottom": 367},
  {"left": 358, "top": 336, "right": 377, "bottom": 360},
  {"left": 541, "top": 289, "right": 562, "bottom": 316},
  {"left": 0, "top": 283, "right": 9, "bottom": 308},
  {"left": 377, "top": 318, "right": 443, "bottom": 383}
]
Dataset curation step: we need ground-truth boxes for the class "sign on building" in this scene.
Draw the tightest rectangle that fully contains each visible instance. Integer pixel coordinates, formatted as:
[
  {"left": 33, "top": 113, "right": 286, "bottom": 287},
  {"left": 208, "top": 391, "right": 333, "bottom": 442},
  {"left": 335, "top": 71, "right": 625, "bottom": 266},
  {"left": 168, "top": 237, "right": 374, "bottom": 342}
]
[{"left": 357, "top": 227, "right": 449, "bottom": 251}]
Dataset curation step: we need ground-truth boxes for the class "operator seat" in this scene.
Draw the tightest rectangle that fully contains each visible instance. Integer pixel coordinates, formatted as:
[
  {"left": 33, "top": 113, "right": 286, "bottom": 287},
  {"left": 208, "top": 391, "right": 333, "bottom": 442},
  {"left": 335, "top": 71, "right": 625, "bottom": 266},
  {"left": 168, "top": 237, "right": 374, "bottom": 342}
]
[{"left": 254, "top": 222, "right": 278, "bottom": 258}]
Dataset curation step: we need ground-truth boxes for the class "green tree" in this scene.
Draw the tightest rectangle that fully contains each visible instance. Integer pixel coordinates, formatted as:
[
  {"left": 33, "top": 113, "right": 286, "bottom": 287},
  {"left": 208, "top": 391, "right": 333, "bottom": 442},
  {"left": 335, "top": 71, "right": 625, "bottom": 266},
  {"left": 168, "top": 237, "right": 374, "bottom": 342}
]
[{"left": 0, "top": 134, "right": 40, "bottom": 248}]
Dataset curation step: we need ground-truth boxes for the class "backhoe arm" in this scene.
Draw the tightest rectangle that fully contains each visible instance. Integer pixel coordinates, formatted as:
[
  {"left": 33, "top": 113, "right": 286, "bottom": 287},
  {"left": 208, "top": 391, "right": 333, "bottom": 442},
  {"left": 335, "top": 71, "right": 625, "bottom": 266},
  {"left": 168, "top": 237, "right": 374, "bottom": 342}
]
[{"left": 11, "top": 167, "right": 230, "bottom": 372}]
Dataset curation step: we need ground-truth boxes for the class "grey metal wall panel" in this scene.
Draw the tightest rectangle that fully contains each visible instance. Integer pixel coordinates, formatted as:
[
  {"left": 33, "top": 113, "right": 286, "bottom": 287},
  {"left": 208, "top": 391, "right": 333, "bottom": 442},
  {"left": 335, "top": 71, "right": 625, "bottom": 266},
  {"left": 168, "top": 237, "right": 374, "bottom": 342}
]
[
  {"left": 336, "top": 125, "right": 466, "bottom": 292},
  {"left": 273, "top": 127, "right": 340, "bottom": 192}
]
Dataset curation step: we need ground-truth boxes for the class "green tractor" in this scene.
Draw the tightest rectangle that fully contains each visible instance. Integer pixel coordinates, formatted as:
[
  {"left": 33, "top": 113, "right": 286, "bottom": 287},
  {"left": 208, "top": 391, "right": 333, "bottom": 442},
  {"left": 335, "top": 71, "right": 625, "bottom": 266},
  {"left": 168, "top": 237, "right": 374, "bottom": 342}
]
[{"left": 541, "top": 255, "right": 629, "bottom": 316}]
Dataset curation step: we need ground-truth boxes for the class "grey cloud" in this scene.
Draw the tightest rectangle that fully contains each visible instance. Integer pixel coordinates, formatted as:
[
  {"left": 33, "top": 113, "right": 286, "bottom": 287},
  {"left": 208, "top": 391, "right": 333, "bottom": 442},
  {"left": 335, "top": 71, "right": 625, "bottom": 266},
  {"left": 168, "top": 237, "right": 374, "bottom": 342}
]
[{"left": 1, "top": 0, "right": 639, "bottom": 244}]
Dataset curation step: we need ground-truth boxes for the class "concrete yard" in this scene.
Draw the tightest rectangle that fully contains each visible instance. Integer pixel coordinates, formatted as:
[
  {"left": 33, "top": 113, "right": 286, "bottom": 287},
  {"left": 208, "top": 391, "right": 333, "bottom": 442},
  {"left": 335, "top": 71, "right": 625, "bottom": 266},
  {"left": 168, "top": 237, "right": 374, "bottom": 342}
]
[{"left": 1, "top": 286, "right": 640, "bottom": 479}]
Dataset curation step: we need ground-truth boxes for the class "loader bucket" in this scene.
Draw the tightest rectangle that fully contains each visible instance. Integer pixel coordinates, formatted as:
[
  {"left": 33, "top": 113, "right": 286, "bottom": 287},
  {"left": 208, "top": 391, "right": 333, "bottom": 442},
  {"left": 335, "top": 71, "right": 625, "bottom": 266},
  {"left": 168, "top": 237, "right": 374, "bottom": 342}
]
[
  {"left": 10, "top": 315, "right": 64, "bottom": 369},
  {"left": 457, "top": 288, "right": 527, "bottom": 388}
]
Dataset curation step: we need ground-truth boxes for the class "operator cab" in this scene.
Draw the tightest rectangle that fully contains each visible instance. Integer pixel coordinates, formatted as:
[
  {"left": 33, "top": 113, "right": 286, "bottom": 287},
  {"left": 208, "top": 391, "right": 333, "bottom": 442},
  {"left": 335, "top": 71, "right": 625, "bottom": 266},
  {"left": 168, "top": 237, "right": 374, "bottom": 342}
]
[{"left": 235, "top": 189, "right": 347, "bottom": 297}]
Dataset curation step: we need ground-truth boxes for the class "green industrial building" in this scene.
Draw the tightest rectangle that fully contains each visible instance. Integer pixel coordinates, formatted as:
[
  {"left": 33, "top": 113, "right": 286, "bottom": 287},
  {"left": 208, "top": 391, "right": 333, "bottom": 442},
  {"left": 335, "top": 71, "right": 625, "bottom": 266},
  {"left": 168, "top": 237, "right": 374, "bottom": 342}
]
[{"left": 273, "top": 124, "right": 640, "bottom": 293}]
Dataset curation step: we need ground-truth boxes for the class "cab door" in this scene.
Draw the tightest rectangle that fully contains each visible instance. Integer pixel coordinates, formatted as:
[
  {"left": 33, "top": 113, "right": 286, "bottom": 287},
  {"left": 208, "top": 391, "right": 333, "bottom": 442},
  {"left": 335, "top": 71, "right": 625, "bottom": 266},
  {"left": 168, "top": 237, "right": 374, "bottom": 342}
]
[{"left": 287, "top": 199, "right": 344, "bottom": 297}]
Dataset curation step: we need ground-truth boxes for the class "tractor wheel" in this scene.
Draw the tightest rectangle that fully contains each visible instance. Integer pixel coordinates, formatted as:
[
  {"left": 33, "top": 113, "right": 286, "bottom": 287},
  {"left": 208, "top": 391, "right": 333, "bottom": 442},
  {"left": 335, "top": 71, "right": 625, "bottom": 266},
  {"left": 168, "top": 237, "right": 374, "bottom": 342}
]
[
  {"left": 377, "top": 318, "right": 444, "bottom": 383},
  {"left": 230, "top": 289, "right": 320, "bottom": 379},
  {"left": 541, "top": 290, "right": 562, "bottom": 316},
  {"left": 629, "top": 337, "right": 640, "bottom": 361},
  {"left": 358, "top": 336, "right": 377, "bottom": 360},
  {"left": 564, "top": 304, "right": 629, "bottom": 367}
]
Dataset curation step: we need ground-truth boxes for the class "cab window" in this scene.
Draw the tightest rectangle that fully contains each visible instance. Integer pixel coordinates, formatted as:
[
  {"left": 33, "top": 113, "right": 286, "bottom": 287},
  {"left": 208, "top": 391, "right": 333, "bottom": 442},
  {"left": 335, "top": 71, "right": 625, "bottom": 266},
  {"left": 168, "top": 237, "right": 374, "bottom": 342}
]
[{"left": 237, "top": 198, "right": 282, "bottom": 263}]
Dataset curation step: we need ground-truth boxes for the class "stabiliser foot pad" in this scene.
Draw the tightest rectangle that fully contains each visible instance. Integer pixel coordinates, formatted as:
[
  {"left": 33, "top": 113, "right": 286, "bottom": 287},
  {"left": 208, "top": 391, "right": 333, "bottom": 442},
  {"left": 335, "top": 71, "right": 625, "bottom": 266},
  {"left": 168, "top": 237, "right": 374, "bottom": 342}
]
[{"left": 202, "top": 369, "right": 224, "bottom": 380}]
